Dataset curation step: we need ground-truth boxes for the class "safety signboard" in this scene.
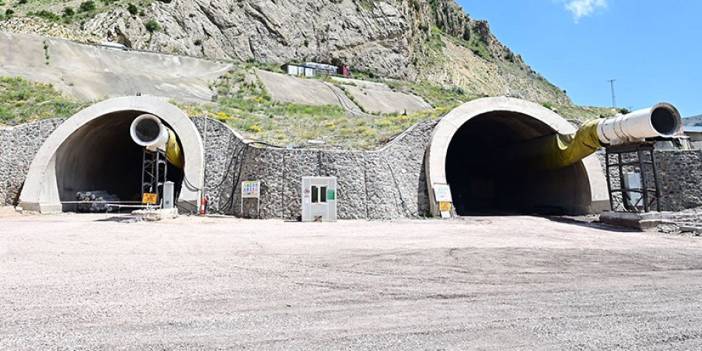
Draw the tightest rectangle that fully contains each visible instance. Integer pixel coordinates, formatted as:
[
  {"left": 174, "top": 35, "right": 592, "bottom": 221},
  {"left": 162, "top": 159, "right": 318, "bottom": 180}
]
[
  {"left": 142, "top": 192, "right": 158, "bottom": 205},
  {"left": 434, "top": 184, "right": 453, "bottom": 219},
  {"left": 439, "top": 201, "right": 452, "bottom": 213},
  {"left": 241, "top": 181, "right": 261, "bottom": 199},
  {"left": 433, "top": 184, "right": 453, "bottom": 202}
]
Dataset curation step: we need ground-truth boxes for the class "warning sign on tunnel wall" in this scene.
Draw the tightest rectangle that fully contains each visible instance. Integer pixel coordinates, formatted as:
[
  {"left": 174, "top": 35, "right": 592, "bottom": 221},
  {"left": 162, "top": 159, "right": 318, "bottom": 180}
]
[
  {"left": 434, "top": 184, "right": 453, "bottom": 219},
  {"left": 439, "top": 201, "right": 452, "bottom": 213},
  {"left": 241, "top": 181, "right": 261, "bottom": 199},
  {"left": 434, "top": 184, "right": 453, "bottom": 203}
]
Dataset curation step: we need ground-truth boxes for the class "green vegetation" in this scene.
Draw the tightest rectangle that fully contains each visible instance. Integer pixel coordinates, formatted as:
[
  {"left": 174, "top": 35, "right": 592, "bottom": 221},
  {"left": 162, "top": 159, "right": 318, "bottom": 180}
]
[
  {"left": 0, "top": 77, "right": 87, "bottom": 126},
  {"left": 62, "top": 6, "right": 74, "bottom": 17},
  {"left": 386, "top": 79, "right": 475, "bottom": 110},
  {"left": 0, "top": 65, "right": 613, "bottom": 149},
  {"left": 78, "top": 0, "right": 96, "bottom": 13},
  {"left": 0, "top": 65, "right": 459, "bottom": 149},
  {"left": 144, "top": 18, "right": 159, "bottom": 32},
  {"left": 42, "top": 40, "right": 50, "bottom": 65},
  {"left": 555, "top": 104, "right": 618, "bottom": 122},
  {"left": 0, "top": 0, "right": 155, "bottom": 24},
  {"left": 28, "top": 9, "right": 60, "bottom": 22},
  {"left": 174, "top": 65, "right": 448, "bottom": 149},
  {"left": 126, "top": 3, "right": 137, "bottom": 15}
]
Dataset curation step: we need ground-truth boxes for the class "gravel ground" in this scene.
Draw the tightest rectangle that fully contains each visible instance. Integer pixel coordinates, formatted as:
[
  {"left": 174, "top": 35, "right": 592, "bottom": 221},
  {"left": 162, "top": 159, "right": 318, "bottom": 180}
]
[{"left": 2, "top": 214, "right": 702, "bottom": 350}]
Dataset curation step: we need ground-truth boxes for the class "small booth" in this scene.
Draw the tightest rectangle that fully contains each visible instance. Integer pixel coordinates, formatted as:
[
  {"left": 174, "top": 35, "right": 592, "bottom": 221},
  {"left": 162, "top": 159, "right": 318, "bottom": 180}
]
[{"left": 301, "top": 176, "right": 337, "bottom": 222}]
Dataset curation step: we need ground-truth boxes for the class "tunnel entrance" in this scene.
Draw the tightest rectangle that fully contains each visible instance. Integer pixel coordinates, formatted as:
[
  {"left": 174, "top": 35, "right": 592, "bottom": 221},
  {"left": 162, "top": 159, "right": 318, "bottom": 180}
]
[
  {"left": 445, "top": 111, "right": 591, "bottom": 216},
  {"left": 55, "top": 111, "right": 184, "bottom": 212}
]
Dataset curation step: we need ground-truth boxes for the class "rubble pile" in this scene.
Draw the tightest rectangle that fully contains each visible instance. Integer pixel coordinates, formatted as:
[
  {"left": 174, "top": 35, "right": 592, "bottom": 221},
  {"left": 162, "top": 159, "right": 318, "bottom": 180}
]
[{"left": 75, "top": 191, "right": 120, "bottom": 213}]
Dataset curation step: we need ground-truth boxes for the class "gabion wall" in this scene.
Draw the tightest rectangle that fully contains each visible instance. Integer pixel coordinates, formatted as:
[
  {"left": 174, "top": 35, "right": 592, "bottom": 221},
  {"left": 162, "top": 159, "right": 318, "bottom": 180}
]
[
  {"left": 4, "top": 116, "right": 702, "bottom": 217},
  {"left": 656, "top": 150, "right": 702, "bottom": 211},
  {"left": 193, "top": 117, "right": 436, "bottom": 219},
  {"left": 0, "top": 118, "right": 65, "bottom": 205}
]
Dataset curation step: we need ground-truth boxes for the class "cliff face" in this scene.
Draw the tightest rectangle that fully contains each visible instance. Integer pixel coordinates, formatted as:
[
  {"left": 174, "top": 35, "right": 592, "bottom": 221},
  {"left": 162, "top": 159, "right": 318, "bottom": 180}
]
[{"left": 0, "top": 0, "right": 570, "bottom": 104}]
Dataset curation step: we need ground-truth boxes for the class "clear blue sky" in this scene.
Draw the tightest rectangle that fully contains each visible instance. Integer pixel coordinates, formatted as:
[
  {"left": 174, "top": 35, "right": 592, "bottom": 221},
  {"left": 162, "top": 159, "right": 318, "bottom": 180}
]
[{"left": 457, "top": 0, "right": 701, "bottom": 117}]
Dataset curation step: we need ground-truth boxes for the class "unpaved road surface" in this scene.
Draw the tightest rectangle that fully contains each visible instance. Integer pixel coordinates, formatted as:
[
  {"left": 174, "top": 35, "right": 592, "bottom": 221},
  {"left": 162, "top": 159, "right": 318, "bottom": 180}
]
[{"left": 2, "top": 215, "right": 702, "bottom": 350}]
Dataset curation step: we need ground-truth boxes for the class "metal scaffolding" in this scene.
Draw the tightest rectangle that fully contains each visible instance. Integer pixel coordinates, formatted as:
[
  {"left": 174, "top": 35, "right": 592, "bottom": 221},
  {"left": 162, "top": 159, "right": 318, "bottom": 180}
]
[
  {"left": 605, "top": 142, "right": 661, "bottom": 213},
  {"left": 141, "top": 148, "right": 168, "bottom": 204}
]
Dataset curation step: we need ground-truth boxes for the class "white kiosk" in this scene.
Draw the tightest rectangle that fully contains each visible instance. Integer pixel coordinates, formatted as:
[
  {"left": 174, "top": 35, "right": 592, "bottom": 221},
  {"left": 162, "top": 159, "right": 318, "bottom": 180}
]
[{"left": 301, "top": 176, "right": 338, "bottom": 222}]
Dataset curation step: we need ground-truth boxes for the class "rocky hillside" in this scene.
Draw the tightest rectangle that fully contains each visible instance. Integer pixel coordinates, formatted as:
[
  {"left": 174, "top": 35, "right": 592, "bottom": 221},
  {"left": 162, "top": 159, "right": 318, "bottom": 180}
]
[
  {"left": 0, "top": 0, "right": 570, "bottom": 105},
  {"left": 684, "top": 115, "right": 702, "bottom": 126}
]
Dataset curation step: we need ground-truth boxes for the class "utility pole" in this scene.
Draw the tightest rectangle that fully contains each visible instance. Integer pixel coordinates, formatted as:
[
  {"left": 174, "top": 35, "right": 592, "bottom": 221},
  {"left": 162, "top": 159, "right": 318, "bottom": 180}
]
[{"left": 607, "top": 79, "right": 617, "bottom": 108}]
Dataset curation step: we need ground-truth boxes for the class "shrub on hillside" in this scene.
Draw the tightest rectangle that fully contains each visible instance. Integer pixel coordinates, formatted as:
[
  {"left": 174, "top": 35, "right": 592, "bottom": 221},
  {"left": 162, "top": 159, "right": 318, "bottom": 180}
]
[
  {"left": 79, "top": 1, "right": 96, "bottom": 13},
  {"left": 127, "top": 4, "right": 138, "bottom": 15},
  {"left": 29, "top": 10, "right": 61, "bottom": 22},
  {"left": 144, "top": 19, "right": 160, "bottom": 32},
  {"left": 63, "top": 7, "right": 75, "bottom": 17}
]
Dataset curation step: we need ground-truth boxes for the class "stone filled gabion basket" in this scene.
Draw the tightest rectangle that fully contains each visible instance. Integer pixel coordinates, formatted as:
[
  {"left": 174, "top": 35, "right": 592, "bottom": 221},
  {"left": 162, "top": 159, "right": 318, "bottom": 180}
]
[{"left": 76, "top": 191, "right": 120, "bottom": 213}]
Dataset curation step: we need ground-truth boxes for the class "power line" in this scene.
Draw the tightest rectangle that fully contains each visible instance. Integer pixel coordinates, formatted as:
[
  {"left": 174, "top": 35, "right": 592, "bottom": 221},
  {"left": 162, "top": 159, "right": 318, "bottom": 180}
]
[{"left": 607, "top": 79, "right": 617, "bottom": 108}]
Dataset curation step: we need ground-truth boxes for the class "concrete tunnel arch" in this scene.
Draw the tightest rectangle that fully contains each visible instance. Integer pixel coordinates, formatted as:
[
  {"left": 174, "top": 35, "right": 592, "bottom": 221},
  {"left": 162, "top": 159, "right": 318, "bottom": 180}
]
[
  {"left": 19, "top": 96, "right": 205, "bottom": 213},
  {"left": 426, "top": 97, "right": 609, "bottom": 216}
]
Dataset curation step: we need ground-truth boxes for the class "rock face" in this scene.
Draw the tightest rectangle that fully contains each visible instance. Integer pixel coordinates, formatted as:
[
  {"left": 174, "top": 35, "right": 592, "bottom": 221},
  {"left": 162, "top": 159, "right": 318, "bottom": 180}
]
[
  {"left": 76, "top": 0, "right": 569, "bottom": 104},
  {"left": 85, "top": 1, "right": 417, "bottom": 76}
]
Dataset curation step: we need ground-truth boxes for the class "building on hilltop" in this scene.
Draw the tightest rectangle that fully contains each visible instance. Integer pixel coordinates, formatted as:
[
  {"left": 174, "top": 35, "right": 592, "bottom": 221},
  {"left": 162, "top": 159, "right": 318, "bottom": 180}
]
[{"left": 283, "top": 62, "right": 350, "bottom": 78}]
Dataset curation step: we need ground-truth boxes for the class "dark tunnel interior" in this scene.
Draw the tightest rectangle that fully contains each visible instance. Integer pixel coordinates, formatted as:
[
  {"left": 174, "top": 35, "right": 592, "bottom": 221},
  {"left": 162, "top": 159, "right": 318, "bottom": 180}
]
[
  {"left": 55, "top": 111, "right": 183, "bottom": 212},
  {"left": 445, "top": 111, "right": 591, "bottom": 216}
]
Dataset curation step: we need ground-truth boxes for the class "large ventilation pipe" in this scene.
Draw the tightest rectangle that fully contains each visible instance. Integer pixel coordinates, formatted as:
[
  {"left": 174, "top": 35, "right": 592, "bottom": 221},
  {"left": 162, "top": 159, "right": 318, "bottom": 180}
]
[
  {"left": 596, "top": 103, "right": 681, "bottom": 144},
  {"left": 130, "top": 114, "right": 184, "bottom": 169},
  {"left": 511, "top": 103, "right": 682, "bottom": 170}
]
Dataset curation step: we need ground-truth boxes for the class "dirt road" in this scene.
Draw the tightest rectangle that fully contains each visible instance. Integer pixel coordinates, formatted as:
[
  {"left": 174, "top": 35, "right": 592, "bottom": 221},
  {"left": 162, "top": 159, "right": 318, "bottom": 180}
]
[{"left": 1, "top": 214, "right": 702, "bottom": 350}]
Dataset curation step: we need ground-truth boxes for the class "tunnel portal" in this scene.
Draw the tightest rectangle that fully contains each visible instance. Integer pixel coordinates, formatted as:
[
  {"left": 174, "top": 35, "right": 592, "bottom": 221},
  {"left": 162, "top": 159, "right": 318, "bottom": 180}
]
[
  {"left": 55, "top": 111, "right": 184, "bottom": 212},
  {"left": 19, "top": 96, "right": 205, "bottom": 214},
  {"left": 445, "top": 111, "right": 592, "bottom": 216}
]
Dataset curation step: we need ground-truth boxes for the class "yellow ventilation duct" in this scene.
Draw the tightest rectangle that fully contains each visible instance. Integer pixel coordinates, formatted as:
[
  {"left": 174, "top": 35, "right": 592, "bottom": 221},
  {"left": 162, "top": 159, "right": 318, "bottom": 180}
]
[{"left": 514, "top": 103, "right": 681, "bottom": 170}]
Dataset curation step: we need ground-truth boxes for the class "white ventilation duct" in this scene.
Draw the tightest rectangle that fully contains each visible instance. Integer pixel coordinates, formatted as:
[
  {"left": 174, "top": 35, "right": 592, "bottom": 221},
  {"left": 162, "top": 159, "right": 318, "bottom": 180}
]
[
  {"left": 130, "top": 114, "right": 170, "bottom": 150},
  {"left": 597, "top": 103, "right": 682, "bottom": 145}
]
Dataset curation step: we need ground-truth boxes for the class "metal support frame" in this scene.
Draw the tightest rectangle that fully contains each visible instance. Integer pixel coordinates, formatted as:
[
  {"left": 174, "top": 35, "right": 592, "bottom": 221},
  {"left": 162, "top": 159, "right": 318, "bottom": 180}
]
[
  {"left": 141, "top": 148, "right": 168, "bottom": 205},
  {"left": 605, "top": 142, "right": 661, "bottom": 213}
]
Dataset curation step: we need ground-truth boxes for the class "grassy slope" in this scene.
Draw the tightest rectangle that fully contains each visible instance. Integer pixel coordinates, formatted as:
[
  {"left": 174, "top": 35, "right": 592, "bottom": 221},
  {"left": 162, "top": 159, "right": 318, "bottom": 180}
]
[
  {"left": 178, "top": 65, "right": 448, "bottom": 149},
  {"left": 0, "top": 71, "right": 615, "bottom": 149},
  {"left": 177, "top": 63, "right": 616, "bottom": 149},
  {"left": 0, "top": 0, "right": 152, "bottom": 22},
  {"left": 0, "top": 76, "right": 86, "bottom": 125}
]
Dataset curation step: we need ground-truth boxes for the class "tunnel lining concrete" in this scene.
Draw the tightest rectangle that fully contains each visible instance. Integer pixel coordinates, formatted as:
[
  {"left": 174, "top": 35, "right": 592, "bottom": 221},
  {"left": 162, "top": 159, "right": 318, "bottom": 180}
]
[
  {"left": 19, "top": 96, "right": 204, "bottom": 213},
  {"left": 425, "top": 97, "right": 609, "bottom": 217}
]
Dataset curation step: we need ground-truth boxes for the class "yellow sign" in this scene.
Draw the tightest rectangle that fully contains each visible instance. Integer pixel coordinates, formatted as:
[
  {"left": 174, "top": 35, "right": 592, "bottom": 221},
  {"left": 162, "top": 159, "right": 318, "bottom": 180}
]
[
  {"left": 439, "top": 201, "right": 452, "bottom": 212},
  {"left": 142, "top": 193, "right": 159, "bottom": 205}
]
